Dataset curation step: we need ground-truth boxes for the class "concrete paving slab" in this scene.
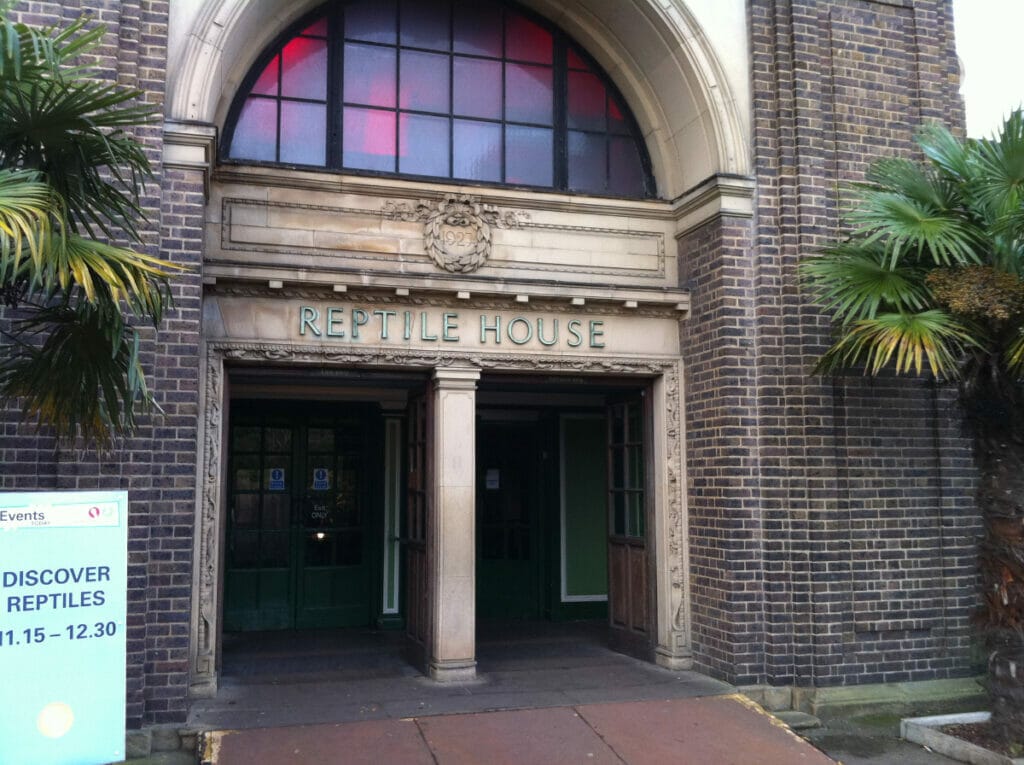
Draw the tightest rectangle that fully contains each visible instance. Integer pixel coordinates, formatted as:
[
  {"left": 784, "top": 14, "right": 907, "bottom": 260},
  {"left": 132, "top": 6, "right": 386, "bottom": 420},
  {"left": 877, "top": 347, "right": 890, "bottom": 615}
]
[
  {"left": 208, "top": 720, "right": 433, "bottom": 765},
  {"left": 417, "top": 707, "right": 622, "bottom": 765},
  {"left": 202, "top": 696, "right": 844, "bottom": 765},
  {"left": 576, "top": 695, "right": 836, "bottom": 765}
]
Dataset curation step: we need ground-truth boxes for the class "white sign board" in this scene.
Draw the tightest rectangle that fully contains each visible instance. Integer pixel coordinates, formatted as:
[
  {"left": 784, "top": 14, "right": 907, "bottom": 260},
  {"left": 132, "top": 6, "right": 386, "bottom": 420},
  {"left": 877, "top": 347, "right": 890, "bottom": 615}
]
[{"left": 0, "top": 491, "right": 128, "bottom": 765}]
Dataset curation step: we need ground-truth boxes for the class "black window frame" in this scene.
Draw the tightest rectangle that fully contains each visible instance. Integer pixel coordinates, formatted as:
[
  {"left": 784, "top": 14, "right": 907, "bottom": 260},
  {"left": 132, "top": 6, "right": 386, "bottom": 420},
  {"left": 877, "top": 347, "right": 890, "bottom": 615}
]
[{"left": 221, "top": 0, "right": 657, "bottom": 199}]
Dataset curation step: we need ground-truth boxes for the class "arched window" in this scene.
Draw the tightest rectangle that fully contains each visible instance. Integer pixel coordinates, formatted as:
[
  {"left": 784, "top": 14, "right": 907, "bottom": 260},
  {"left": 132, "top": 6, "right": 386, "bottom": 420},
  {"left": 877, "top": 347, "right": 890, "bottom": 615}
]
[{"left": 223, "top": 1, "right": 655, "bottom": 197}]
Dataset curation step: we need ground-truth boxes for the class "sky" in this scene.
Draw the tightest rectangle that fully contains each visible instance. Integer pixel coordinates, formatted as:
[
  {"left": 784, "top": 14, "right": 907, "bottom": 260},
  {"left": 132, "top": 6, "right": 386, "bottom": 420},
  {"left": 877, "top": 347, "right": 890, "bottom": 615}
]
[{"left": 952, "top": 0, "right": 1024, "bottom": 136}]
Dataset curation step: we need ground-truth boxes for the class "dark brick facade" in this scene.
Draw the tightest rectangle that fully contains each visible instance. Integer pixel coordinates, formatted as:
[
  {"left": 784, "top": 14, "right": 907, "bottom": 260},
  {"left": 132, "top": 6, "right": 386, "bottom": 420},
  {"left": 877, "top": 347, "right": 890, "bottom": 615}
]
[
  {"left": 0, "top": 1, "right": 200, "bottom": 727},
  {"left": 677, "top": 0, "right": 977, "bottom": 687},
  {"left": 0, "top": 0, "right": 978, "bottom": 728}
]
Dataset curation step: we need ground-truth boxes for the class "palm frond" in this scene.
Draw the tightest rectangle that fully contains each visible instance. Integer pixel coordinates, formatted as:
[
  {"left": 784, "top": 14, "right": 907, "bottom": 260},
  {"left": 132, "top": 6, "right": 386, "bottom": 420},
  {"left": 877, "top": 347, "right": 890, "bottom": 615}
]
[
  {"left": 971, "top": 109, "right": 1024, "bottom": 221},
  {"left": 1004, "top": 328, "right": 1024, "bottom": 379},
  {"left": 801, "top": 241, "right": 931, "bottom": 324},
  {"left": 815, "top": 310, "right": 982, "bottom": 379},
  {"left": 0, "top": 5, "right": 101, "bottom": 81},
  {"left": 38, "top": 233, "right": 182, "bottom": 323},
  {"left": 918, "top": 121, "right": 974, "bottom": 181},
  {"left": 846, "top": 188, "right": 980, "bottom": 268},
  {"left": 0, "top": 301, "right": 157, "bottom": 447},
  {"left": 0, "top": 167, "right": 51, "bottom": 281}
]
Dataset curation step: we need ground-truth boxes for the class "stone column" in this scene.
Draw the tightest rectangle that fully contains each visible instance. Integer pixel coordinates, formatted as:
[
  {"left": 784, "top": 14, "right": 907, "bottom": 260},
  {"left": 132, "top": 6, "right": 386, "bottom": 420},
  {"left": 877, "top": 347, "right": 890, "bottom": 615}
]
[{"left": 429, "top": 366, "right": 480, "bottom": 681}]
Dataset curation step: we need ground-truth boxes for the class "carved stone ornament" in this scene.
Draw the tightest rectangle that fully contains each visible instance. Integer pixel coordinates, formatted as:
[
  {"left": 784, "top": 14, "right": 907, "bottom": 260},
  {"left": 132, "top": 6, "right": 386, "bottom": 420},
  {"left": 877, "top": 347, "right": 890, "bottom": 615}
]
[{"left": 383, "top": 194, "right": 528, "bottom": 274}]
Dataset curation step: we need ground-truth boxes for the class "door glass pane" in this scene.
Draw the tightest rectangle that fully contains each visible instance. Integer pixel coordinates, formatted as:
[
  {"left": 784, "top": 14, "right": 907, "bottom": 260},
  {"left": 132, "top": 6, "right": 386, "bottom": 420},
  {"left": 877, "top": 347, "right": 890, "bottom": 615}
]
[
  {"left": 505, "top": 13, "right": 552, "bottom": 64},
  {"left": 280, "top": 102, "right": 326, "bottom": 165},
  {"left": 343, "top": 107, "right": 397, "bottom": 171},
  {"left": 306, "top": 532, "right": 333, "bottom": 566},
  {"left": 264, "top": 427, "right": 292, "bottom": 453},
  {"left": 568, "top": 130, "right": 606, "bottom": 193},
  {"left": 344, "top": 43, "right": 397, "bottom": 107},
  {"left": 505, "top": 64, "right": 552, "bottom": 124},
  {"left": 262, "top": 531, "right": 289, "bottom": 567},
  {"left": 568, "top": 71, "right": 605, "bottom": 131},
  {"left": 611, "top": 447, "right": 624, "bottom": 490},
  {"left": 263, "top": 495, "right": 290, "bottom": 529},
  {"left": 346, "top": 0, "right": 397, "bottom": 44},
  {"left": 303, "top": 495, "right": 334, "bottom": 527},
  {"left": 233, "top": 456, "right": 260, "bottom": 491},
  {"left": 612, "top": 492, "right": 626, "bottom": 536},
  {"left": 231, "top": 98, "right": 277, "bottom": 161},
  {"left": 307, "top": 465, "right": 333, "bottom": 492},
  {"left": 453, "top": 2, "right": 502, "bottom": 56},
  {"left": 453, "top": 57, "right": 501, "bottom": 119},
  {"left": 400, "top": 0, "right": 451, "bottom": 51},
  {"left": 454, "top": 119, "right": 501, "bottom": 181},
  {"left": 337, "top": 465, "right": 360, "bottom": 523},
  {"left": 399, "top": 113, "right": 449, "bottom": 176},
  {"left": 338, "top": 532, "right": 363, "bottom": 565},
  {"left": 611, "top": 406, "right": 625, "bottom": 445},
  {"left": 505, "top": 125, "right": 552, "bottom": 186},
  {"left": 233, "top": 426, "right": 261, "bottom": 452},
  {"left": 232, "top": 495, "right": 260, "bottom": 529},
  {"left": 231, "top": 531, "right": 260, "bottom": 568},
  {"left": 629, "top": 493, "right": 644, "bottom": 538},
  {"left": 308, "top": 428, "right": 334, "bottom": 452},
  {"left": 400, "top": 50, "right": 449, "bottom": 112},
  {"left": 629, "top": 445, "right": 643, "bottom": 489},
  {"left": 628, "top": 402, "right": 642, "bottom": 443},
  {"left": 281, "top": 37, "right": 327, "bottom": 100}
]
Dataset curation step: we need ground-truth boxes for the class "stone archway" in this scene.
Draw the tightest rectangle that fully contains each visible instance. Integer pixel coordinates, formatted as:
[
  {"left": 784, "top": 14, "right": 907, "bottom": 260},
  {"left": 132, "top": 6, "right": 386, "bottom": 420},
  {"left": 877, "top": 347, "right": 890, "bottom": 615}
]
[{"left": 166, "top": 0, "right": 749, "bottom": 198}]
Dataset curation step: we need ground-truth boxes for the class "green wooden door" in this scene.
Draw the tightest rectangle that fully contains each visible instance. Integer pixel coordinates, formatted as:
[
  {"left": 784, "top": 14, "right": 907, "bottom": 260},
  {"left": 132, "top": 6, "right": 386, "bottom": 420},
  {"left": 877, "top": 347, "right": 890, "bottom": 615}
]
[
  {"left": 224, "top": 405, "right": 372, "bottom": 631},
  {"left": 476, "top": 421, "right": 540, "bottom": 620}
]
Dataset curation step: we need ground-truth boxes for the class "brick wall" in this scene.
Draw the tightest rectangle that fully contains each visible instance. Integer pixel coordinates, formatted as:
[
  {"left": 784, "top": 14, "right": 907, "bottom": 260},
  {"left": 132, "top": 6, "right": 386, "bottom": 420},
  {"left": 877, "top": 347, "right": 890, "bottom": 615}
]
[
  {"left": 0, "top": 0, "right": 199, "bottom": 726},
  {"left": 677, "top": 0, "right": 977, "bottom": 687}
]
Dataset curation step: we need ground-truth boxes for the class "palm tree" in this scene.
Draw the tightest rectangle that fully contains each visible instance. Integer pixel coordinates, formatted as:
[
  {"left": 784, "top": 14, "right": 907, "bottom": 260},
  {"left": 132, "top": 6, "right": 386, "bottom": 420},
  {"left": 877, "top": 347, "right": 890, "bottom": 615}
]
[
  {"left": 802, "top": 112, "right": 1024, "bottom": 749},
  {"left": 0, "top": 2, "right": 181, "bottom": 447}
]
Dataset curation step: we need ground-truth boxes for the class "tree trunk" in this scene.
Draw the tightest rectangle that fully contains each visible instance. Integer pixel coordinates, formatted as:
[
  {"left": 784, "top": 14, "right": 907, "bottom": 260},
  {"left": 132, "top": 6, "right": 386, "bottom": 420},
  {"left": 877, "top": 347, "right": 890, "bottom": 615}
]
[{"left": 968, "top": 386, "right": 1024, "bottom": 749}]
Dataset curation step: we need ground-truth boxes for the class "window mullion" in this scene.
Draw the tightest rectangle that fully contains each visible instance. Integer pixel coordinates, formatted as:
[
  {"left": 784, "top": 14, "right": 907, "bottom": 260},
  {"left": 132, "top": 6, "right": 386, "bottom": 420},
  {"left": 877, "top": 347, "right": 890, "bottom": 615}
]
[
  {"left": 327, "top": 2, "right": 344, "bottom": 169},
  {"left": 553, "top": 33, "right": 568, "bottom": 191}
]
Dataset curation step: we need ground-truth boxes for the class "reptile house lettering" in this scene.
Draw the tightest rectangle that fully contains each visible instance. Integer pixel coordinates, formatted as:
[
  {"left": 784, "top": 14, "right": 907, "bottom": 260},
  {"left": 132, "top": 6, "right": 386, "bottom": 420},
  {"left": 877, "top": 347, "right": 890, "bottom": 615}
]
[{"left": 297, "top": 305, "right": 607, "bottom": 348}]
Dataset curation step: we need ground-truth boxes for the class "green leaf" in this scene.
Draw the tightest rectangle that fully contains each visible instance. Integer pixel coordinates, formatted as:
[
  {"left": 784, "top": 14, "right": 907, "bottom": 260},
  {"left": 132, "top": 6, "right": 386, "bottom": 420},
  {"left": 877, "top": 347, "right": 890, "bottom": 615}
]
[
  {"left": 815, "top": 310, "right": 982, "bottom": 379},
  {"left": 801, "top": 242, "right": 931, "bottom": 324}
]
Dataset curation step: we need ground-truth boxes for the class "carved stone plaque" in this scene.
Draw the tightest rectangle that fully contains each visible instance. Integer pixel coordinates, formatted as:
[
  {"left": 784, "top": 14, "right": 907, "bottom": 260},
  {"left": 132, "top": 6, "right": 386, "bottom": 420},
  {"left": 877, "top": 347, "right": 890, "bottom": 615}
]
[{"left": 383, "top": 194, "right": 528, "bottom": 274}]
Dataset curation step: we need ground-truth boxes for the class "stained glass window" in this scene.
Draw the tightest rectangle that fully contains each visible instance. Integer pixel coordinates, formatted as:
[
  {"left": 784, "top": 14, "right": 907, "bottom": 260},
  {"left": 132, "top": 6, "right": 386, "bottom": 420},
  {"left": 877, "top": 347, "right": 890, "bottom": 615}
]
[{"left": 224, "top": 0, "right": 654, "bottom": 197}]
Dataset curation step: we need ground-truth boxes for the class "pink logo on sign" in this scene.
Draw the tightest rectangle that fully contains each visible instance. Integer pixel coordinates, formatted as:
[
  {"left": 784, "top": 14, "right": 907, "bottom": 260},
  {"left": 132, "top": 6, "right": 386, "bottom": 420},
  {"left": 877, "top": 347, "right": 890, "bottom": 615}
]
[{"left": 88, "top": 507, "right": 101, "bottom": 519}]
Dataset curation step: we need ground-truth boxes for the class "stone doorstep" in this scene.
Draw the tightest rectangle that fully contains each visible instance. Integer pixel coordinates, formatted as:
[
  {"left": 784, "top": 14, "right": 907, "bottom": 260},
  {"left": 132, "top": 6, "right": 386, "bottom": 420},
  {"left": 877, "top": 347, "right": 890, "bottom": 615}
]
[
  {"left": 901, "top": 712, "right": 1024, "bottom": 765},
  {"left": 125, "top": 726, "right": 200, "bottom": 759}
]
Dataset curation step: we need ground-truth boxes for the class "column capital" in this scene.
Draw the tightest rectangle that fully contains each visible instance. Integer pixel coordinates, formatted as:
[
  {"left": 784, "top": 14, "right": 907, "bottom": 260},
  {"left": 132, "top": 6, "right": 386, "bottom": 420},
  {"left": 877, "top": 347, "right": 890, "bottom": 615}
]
[{"left": 433, "top": 366, "right": 480, "bottom": 389}]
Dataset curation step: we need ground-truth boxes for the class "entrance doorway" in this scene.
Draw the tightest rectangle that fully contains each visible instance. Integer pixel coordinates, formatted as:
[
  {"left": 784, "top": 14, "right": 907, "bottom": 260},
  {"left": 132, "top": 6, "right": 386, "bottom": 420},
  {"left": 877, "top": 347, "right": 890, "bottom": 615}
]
[
  {"left": 223, "top": 402, "right": 379, "bottom": 631},
  {"left": 476, "top": 419, "right": 543, "bottom": 620},
  {"left": 473, "top": 383, "right": 651, "bottom": 644}
]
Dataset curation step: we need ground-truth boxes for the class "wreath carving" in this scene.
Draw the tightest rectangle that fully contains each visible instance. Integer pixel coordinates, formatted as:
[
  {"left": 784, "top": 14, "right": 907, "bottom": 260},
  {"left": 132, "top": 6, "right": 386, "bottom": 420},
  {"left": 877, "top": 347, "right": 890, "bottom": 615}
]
[{"left": 383, "top": 195, "right": 529, "bottom": 274}]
